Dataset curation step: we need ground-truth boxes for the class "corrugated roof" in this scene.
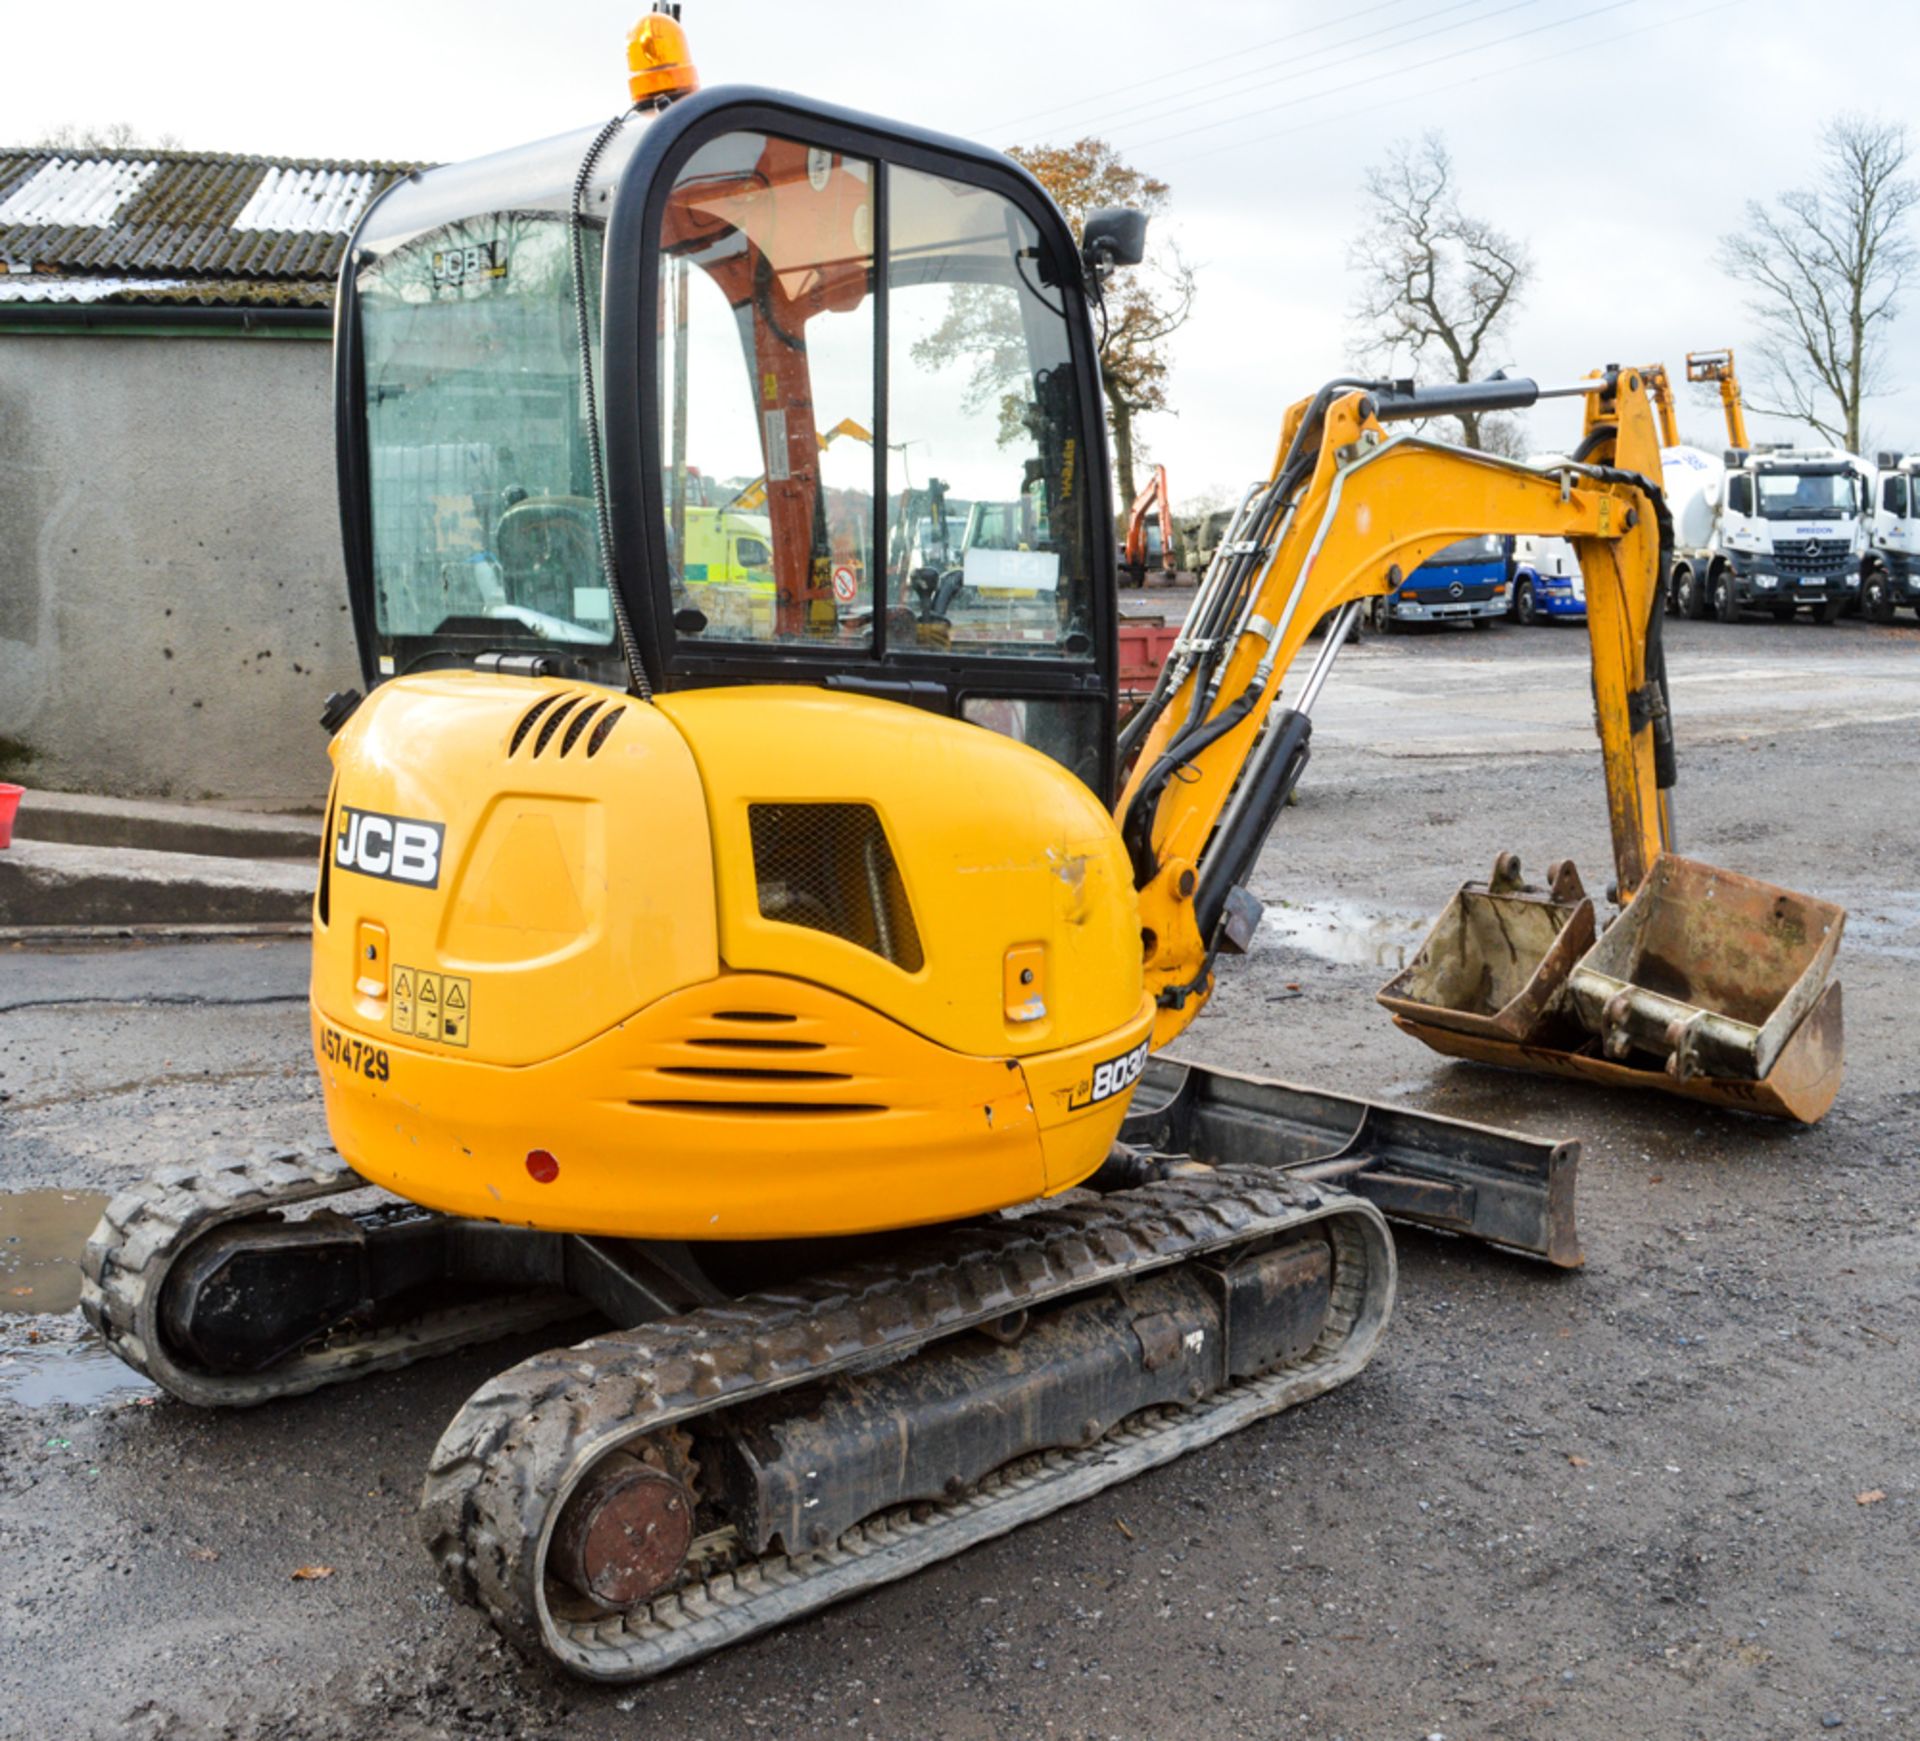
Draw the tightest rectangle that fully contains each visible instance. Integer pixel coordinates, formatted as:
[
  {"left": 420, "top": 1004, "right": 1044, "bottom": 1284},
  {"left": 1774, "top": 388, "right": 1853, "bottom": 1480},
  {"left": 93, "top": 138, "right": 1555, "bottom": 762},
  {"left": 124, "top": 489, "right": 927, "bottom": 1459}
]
[
  {"left": 233, "top": 166, "right": 379, "bottom": 234},
  {"left": 0, "top": 158, "right": 160, "bottom": 227},
  {"left": 0, "top": 146, "right": 423, "bottom": 310}
]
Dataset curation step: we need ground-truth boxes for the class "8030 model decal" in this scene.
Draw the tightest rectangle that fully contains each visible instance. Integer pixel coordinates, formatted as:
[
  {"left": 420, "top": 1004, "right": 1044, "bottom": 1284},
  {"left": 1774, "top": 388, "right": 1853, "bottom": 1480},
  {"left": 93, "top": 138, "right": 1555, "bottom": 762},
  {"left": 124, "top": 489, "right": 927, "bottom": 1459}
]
[{"left": 1066, "top": 1038, "right": 1150, "bottom": 1111}]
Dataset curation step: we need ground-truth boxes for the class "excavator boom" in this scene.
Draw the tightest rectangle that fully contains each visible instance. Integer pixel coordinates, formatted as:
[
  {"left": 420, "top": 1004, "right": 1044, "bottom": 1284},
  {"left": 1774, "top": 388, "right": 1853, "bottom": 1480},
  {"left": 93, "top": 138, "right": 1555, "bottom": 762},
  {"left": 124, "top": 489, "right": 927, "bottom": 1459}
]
[
  {"left": 1121, "top": 462, "right": 1176, "bottom": 576},
  {"left": 1688, "top": 347, "right": 1752, "bottom": 451},
  {"left": 1121, "top": 368, "right": 1675, "bottom": 1039},
  {"left": 1642, "top": 362, "right": 1683, "bottom": 449},
  {"left": 1116, "top": 365, "right": 1842, "bottom": 1119}
]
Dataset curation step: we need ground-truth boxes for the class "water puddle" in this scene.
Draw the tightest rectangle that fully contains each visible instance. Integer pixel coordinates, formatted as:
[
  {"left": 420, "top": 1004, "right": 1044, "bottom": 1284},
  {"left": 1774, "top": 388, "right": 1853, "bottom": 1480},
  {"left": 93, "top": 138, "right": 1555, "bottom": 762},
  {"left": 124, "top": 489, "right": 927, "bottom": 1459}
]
[
  {"left": 1263, "top": 900, "right": 1428, "bottom": 970},
  {"left": 0, "top": 1189, "right": 158, "bottom": 1407},
  {"left": 0, "top": 1338, "right": 156, "bottom": 1408},
  {"left": 1, "top": 1189, "right": 108, "bottom": 1315}
]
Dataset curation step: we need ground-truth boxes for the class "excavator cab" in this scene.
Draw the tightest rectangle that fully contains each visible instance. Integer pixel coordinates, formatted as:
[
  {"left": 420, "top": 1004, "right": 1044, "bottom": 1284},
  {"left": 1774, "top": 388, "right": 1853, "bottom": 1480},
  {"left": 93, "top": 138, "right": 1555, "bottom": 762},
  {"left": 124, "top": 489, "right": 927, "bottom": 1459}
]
[{"left": 337, "top": 90, "right": 1118, "bottom": 799}]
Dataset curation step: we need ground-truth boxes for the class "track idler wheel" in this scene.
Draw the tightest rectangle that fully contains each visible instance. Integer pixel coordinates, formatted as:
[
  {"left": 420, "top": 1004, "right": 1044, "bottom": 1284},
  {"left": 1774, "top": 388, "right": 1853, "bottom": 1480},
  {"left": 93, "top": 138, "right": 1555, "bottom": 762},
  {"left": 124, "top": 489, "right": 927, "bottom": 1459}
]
[{"left": 550, "top": 1451, "right": 696, "bottom": 1612}]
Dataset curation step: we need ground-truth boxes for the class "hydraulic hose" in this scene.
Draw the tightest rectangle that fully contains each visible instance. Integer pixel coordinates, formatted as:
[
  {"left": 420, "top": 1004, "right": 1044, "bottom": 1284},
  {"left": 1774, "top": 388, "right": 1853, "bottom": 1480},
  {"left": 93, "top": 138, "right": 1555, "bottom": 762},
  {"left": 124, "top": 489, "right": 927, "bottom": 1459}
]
[
  {"left": 1120, "top": 378, "right": 1384, "bottom": 886},
  {"left": 1573, "top": 445, "right": 1679, "bottom": 792},
  {"left": 1121, "top": 678, "right": 1264, "bottom": 886},
  {"left": 1192, "top": 707, "right": 1313, "bottom": 939}
]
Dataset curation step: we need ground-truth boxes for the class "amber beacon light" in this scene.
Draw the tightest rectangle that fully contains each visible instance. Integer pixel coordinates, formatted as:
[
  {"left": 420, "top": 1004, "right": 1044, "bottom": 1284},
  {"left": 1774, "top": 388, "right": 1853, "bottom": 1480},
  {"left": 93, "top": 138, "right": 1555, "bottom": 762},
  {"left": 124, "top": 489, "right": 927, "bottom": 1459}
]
[{"left": 628, "top": 4, "right": 700, "bottom": 102}]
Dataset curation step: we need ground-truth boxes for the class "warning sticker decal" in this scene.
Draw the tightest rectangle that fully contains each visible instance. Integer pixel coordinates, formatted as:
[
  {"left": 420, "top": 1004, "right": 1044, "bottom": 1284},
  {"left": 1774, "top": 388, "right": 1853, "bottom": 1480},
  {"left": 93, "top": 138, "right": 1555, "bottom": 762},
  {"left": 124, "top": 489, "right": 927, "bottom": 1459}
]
[{"left": 391, "top": 965, "right": 471, "bottom": 1048}]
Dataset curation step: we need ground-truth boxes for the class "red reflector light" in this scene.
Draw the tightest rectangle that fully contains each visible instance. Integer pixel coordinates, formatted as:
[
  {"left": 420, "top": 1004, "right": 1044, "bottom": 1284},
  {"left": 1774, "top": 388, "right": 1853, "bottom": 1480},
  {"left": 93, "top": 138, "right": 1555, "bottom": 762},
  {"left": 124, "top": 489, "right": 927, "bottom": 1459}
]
[{"left": 526, "top": 1150, "right": 560, "bottom": 1184}]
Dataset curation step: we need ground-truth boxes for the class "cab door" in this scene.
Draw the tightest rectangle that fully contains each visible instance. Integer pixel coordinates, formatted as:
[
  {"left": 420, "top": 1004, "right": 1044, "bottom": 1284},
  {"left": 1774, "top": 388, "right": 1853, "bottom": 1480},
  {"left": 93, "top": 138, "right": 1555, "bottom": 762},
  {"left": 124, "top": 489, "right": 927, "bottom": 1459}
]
[
  {"left": 1876, "top": 472, "right": 1911, "bottom": 557},
  {"left": 604, "top": 97, "right": 1119, "bottom": 800}
]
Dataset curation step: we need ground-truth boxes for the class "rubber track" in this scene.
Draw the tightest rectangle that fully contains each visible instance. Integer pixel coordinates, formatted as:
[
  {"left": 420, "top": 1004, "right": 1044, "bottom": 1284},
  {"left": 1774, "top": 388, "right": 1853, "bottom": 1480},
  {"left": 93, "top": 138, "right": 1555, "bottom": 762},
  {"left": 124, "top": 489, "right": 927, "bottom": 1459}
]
[
  {"left": 421, "top": 1169, "right": 1394, "bottom": 1681},
  {"left": 79, "top": 1152, "right": 582, "bottom": 1408}
]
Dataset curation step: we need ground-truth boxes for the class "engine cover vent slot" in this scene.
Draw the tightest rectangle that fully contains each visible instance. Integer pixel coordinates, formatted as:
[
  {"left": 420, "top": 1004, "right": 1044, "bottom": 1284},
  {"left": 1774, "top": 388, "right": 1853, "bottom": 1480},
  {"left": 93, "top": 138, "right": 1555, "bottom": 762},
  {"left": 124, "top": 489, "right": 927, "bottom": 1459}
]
[
  {"left": 533, "top": 696, "right": 584, "bottom": 756},
  {"left": 658, "top": 1066, "right": 851, "bottom": 1084},
  {"left": 747, "top": 803, "right": 925, "bottom": 971},
  {"left": 509, "top": 692, "right": 626, "bottom": 759},
  {"left": 586, "top": 706, "right": 626, "bottom": 756},
  {"left": 509, "top": 693, "right": 563, "bottom": 755},
  {"left": 560, "top": 700, "right": 605, "bottom": 755},
  {"left": 629, "top": 1099, "right": 885, "bottom": 1117}
]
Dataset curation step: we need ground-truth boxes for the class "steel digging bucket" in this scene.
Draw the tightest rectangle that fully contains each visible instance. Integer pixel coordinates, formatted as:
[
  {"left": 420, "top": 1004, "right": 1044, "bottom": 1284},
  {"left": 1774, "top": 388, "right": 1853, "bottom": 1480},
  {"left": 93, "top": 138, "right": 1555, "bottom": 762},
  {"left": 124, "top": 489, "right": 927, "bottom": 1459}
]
[
  {"left": 1377, "top": 853, "right": 1595, "bottom": 1048},
  {"left": 1383, "top": 852, "right": 1846, "bottom": 1124},
  {"left": 1567, "top": 854, "right": 1844, "bottom": 1084}
]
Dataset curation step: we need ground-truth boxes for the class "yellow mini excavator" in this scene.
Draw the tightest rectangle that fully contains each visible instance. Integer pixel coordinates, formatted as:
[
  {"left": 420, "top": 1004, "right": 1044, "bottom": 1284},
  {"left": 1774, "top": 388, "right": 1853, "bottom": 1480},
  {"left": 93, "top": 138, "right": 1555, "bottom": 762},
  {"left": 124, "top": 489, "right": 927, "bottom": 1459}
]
[{"left": 83, "top": 8, "right": 1843, "bottom": 1685}]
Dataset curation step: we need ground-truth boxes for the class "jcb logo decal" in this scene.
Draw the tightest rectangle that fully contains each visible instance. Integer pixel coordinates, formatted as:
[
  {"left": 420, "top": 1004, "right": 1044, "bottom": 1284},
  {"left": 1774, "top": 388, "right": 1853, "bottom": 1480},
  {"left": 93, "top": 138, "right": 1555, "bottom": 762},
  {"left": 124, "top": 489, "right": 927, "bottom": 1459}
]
[
  {"left": 334, "top": 807, "right": 445, "bottom": 888},
  {"left": 1069, "top": 1040, "right": 1150, "bottom": 1111}
]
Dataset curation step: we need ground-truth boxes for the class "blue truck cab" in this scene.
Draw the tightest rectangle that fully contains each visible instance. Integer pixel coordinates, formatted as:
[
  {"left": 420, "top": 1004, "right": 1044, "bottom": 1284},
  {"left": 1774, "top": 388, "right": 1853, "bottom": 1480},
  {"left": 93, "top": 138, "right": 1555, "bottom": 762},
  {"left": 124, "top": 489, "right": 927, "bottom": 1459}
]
[
  {"left": 1375, "top": 533, "right": 1509, "bottom": 628},
  {"left": 1509, "top": 534, "right": 1586, "bottom": 625}
]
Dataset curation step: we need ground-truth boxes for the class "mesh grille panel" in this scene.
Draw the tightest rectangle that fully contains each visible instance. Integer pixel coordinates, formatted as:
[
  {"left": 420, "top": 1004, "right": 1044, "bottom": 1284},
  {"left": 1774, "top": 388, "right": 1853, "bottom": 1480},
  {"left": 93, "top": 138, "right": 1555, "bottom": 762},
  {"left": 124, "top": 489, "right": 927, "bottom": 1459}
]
[{"left": 748, "top": 803, "right": 924, "bottom": 971}]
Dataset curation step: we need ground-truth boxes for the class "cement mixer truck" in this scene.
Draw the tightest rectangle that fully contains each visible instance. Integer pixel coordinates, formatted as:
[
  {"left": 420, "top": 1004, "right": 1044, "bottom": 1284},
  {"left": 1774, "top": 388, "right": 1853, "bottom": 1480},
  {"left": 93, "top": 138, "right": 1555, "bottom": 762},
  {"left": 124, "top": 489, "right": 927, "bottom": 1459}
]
[
  {"left": 1663, "top": 445, "right": 1868, "bottom": 623},
  {"left": 1861, "top": 452, "right": 1920, "bottom": 622},
  {"left": 1661, "top": 352, "right": 1867, "bottom": 623}
]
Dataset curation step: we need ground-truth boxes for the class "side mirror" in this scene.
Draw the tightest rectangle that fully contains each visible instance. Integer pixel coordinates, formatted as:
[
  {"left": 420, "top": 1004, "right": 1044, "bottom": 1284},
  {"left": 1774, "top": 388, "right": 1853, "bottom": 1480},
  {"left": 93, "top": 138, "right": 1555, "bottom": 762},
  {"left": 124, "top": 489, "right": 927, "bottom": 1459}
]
[{"left": 1082, "top": 207, "right": 1148, "bottom": 281}]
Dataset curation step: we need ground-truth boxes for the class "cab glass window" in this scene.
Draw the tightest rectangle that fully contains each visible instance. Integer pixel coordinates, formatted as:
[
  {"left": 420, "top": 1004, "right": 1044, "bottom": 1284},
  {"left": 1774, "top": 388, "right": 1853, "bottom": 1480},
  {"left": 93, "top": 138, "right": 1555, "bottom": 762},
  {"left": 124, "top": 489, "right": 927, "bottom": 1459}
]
[
  {"left": 658, "top": 131, "right": 876, "bottom": 647},
  {"left": 359, "top": 216, "right": 615, "bottom": 646},
  {"left": 886, "top": 165, "right": 1092, "bottom": 659},
  {"left": 961, "top": 696, "right": 1102, "bottom": 788},
  {"left": 1755, "top": 470, "right": 1856, "bottom": 518},
  {"left": 1430, "top": 534, "right": 1505, "bottom": 565},
  {"left": 1883, "top": 474, "right": 1909, "bottom": 516}
]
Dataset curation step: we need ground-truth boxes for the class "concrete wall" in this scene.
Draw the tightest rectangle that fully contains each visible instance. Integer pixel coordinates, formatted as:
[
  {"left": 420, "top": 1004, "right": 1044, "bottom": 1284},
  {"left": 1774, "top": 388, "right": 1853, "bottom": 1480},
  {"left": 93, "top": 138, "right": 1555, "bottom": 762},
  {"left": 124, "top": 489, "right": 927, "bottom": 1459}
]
[{"left": 0, "top": 331, "right": 360, "bottom": 805}]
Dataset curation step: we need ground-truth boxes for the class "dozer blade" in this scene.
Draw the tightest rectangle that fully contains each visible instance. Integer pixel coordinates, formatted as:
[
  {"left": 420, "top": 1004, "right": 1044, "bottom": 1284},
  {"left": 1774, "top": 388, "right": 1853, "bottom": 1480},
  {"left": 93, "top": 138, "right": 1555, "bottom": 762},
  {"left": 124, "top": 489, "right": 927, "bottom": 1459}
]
[
  {"left": 1124, "top": 1054, "right": 1582, "bottom": 1267},
  {"left": 1383, "top": 851, "right": 1846, "bottom": 1125}
]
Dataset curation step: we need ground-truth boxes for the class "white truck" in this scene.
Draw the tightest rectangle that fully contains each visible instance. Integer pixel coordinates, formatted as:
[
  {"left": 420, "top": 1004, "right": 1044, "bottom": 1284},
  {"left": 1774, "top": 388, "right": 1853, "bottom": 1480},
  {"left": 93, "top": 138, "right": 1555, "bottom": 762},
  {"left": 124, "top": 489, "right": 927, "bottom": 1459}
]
[
  {"left": 1861, "top": 452, "right": 1920, "bottom": 622},
  {"left": 1663, "top": 442, "right": 1868, "bottom": 624}
]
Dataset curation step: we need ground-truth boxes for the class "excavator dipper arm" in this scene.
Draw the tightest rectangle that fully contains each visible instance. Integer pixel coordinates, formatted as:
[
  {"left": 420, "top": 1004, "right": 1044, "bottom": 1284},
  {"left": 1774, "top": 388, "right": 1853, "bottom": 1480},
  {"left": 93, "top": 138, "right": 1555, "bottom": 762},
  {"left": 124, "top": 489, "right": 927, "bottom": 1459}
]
[
  {"left": 1688, "top": 348, "right": 1752, "bottom": 451},
  {"left": 1121, "top": 367, "right": 1676, "bottom": 1046}
]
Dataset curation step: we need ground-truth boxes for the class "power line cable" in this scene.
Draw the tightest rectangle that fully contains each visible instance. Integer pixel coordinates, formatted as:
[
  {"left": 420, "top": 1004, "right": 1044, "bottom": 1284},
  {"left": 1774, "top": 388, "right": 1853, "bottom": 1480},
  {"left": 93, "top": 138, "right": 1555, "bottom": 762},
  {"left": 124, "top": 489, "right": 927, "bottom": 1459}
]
[
  {"left": 1110, "top": 0, "right": 1637, "bottom": 155},
  {"left": 1009, "top": 0, "right": 1538, "bottom": 149},
  {"left": 1148, "top": 0, "right": 1740, "bottom": 171},
  {"left": 983, "top": 0, "right": 1426, "bottom": 134}
]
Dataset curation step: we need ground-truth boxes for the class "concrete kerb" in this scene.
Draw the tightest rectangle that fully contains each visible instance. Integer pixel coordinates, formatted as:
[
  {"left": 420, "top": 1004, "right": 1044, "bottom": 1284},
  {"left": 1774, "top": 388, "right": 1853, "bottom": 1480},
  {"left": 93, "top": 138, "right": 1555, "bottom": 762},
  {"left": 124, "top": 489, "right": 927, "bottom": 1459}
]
[
  {"left": 0, "top": 838, "right": 315, "bottom": 927},
  {"left": 6, "top": 790, "right": 320, "bottom": 860}
]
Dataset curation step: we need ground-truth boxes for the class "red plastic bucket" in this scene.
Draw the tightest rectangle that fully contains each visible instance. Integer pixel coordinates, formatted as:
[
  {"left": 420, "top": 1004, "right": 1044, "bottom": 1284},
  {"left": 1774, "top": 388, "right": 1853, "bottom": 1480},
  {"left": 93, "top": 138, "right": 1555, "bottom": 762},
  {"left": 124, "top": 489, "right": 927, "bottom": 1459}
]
[{"left": 0, "top": 783, "right": 22, "bottom": 850}]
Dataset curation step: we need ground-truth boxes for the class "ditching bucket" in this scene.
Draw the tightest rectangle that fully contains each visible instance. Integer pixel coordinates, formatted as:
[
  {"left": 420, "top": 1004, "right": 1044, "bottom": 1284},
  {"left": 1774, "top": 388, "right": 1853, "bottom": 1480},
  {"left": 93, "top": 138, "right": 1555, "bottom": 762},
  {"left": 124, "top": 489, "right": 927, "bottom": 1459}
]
[
  {"left": 1384, "top": 851, "right": 1846, "bottom": 1125},
  {"left": 1377, "top": 853, "right": 1593, "bottom": 1048},
  {"left": 0, "top": 783, "right": 21, "bottom": 850}
]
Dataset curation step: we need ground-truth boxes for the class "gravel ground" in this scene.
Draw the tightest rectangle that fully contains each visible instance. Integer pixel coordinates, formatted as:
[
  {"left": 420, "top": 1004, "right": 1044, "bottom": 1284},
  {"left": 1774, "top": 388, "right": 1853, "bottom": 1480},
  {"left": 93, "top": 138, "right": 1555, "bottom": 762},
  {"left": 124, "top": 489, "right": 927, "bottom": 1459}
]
[{"left": 2, "top": 616, "right": 1915, "bottom": 1740}]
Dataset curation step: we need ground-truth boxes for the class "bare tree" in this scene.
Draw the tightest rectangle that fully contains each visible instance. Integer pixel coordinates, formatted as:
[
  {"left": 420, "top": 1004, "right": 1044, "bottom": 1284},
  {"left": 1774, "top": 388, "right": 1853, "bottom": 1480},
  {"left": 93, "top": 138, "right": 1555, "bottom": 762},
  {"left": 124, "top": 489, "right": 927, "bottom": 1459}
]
[
  {"left": 34, "top": 122, "right": 183, "bottom": 152},
  {"left": 1347, "top": 132, "right": 1531, "bottom": 452},
  {"left": 1718, "top": 114, "right": 1919, "bottom": 452}
]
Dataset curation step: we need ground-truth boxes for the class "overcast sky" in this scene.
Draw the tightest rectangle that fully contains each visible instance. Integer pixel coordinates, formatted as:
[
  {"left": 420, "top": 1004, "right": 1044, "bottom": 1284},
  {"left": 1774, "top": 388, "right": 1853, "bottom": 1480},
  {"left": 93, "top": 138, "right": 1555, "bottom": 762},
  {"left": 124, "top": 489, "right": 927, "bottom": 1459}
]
[{"left": 11, "top": 0, "right": 1908, "bottom": 501}]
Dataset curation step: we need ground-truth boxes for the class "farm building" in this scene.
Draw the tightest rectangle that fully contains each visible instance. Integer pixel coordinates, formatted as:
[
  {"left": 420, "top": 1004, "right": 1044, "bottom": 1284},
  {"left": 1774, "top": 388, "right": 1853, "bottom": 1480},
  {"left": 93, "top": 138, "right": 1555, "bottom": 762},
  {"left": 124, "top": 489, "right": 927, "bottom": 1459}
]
[{"left": 0, "top": 147, "right": 416, "bottom": 803}]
